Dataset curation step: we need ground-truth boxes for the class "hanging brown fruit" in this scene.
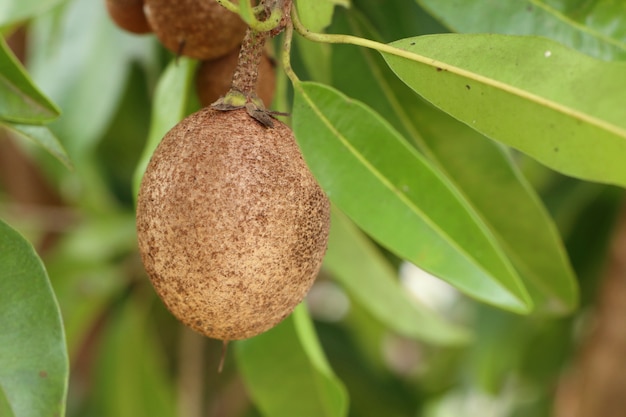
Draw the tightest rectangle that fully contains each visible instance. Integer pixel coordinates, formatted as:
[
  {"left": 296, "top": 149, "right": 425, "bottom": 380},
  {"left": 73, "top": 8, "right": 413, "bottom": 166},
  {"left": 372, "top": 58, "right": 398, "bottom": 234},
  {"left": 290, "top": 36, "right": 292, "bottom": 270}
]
[
  {"left": 136, "top": 108, "right": 330, "bottom": 341},
  {"left": 143, "top": 0, "right": 247, "bottom": 60},
  {"left": 105, "top": 0, "right": 152, "bottom": 34}
]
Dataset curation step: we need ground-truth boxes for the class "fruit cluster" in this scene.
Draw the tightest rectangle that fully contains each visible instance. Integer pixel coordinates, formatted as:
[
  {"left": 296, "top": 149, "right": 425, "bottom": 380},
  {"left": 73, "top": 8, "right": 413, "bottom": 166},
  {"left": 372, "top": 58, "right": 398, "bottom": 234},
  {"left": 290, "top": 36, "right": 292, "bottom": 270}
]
[
  {"left": 106, "top": 0, "right": 275, "bottom": 107},
  {"left": 107, "top": 0, "right": 331, "bottom": 341}
]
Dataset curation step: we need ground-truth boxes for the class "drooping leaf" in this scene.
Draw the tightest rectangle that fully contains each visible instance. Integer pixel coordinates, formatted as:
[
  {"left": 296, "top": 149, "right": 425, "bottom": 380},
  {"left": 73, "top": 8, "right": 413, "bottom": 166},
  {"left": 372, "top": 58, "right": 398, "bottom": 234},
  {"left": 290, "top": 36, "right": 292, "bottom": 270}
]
[
  {"left": 132, "top": 57, "right": 196, "bottom": 201},
  {"left": 382, "top": 34, "right": 626, "bottom": 187},
  {"left": 292, "top": 81, "right": 531, "bottom": 313},
  {"left": 93, "top": 297, "right": 176, "bottom": 417},
  {"left": 3, "top": 122, "right": 72, "bottom": 169},
  {"left": 0, "top": 0, "right": 65, "bottom": 27},
  {"left": 324, "top": 207, "right": 470, "bottom": 344},
  {"left": 330, "top": 10, "right": 578, "bottom": 313},
  {"left": 418, "top": 0, "right": 626, "bottom": 61},
  {"left": 0, "top": 219, "right": 68, "bottom": 417},
  {"left": 0, "top": 36, "right": 60, "bottom": 123},
  {"left": 236, "top": 304, "right": 348, "bottom": 417}
]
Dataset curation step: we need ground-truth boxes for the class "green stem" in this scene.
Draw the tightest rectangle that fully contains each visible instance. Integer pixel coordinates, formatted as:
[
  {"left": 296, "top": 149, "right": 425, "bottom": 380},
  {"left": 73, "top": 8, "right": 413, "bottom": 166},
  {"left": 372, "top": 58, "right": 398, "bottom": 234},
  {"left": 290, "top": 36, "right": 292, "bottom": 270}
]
[
  {"left": 214, "top": 0, "right": 239, "bottom": 14},
  {"left": 290, "top": 4, "right": 435, "bottom": 66},
  {"left": 281, "top": 16, "right": 299, "bottom": 85}
]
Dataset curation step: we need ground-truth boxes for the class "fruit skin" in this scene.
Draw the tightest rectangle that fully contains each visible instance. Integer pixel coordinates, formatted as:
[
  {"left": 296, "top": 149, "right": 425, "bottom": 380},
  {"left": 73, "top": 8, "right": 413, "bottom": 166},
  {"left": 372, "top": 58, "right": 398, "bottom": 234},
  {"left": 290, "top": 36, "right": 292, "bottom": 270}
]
[
  {"left": 196, "top": 47, "right": 276, "bottom": 108},
  {"left": 136, "top": 108, "right": 330, "bottom": 340},
  {"left": 144, "top": 0, "right": 247, "bottom": 60},
  {"left": 106, "top": 0, "right": 151, "bottom": 34}
]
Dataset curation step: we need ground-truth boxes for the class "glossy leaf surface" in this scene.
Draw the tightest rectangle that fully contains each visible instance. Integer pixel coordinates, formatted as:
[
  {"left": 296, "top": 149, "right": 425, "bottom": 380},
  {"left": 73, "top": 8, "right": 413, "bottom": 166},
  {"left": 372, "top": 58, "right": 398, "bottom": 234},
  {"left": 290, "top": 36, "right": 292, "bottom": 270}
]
[
  {"left": 236, "top": 305, "right": 348, "bottom": 417},
  {"left": 292, "top": 81, "right": 531, "bottom": 313},
  {"left": 383, "top": 34, "right": 626, "bottom": 187},
  {"left": 0, "top": 219, "right": 68, "bottom": 417}
]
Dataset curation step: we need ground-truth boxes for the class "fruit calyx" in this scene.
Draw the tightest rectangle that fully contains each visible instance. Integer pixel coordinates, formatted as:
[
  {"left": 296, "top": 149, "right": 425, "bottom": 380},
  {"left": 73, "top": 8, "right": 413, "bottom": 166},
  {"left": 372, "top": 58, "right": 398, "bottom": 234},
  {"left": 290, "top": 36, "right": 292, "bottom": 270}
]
[{"left": 212, "top": 90, "right": 276, "bottom": 127}]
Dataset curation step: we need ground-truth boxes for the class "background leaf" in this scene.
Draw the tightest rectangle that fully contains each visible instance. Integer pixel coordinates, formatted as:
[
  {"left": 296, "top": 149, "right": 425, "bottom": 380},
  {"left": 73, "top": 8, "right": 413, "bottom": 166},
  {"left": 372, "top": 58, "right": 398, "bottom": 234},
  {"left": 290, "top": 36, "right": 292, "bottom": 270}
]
[
  {"left": 292, "top": 81, "right": 531, "bottom": 313},
  {"left": 383, "top": 33, "right": 626, "bottom": 187},
  {"left": 324, "top": 207, "right": 470, "bottom": 344},
  {"left": 236, "top": 305, "right": 348, "bottom": 417},
  {"left": 418, "top": 0, "right": 626, "bottom": 61},
  {"left": 295, "top": 0, "right": 348, "bottom": 32},
  {"left": 0, "top": 36, "right": 60, "bottom": 124},
  {"left": 92, "top": 296, "right": 176, "bottom": 417},
  {"left": 27, "top": 0, "right": 157, "bottom": 158},
  {"left": 330, "top": 9, "right": 578, "bottom": 313},
  {"left": 132, "top": 58, "right": 196, "bottom": 200},
  {"left": 0, "top": 219, "right": 68, "bottom": 417},
  {"left": 0, "top": 0, "right": 65, "bottom": 27}
]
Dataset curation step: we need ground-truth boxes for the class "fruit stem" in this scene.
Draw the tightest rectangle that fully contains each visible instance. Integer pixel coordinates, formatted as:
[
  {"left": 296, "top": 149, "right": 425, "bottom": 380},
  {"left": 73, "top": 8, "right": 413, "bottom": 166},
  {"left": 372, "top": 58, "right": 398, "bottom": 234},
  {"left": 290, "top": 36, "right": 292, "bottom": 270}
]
[
  {"left": 213, "top": 0, "right": 292, "bottom": 126},
  {"left": 218, "top": 340, "right": 229, "bottom": 373},
  {"left": 230, "top": 27, "right": 268, "bottom": 98}
]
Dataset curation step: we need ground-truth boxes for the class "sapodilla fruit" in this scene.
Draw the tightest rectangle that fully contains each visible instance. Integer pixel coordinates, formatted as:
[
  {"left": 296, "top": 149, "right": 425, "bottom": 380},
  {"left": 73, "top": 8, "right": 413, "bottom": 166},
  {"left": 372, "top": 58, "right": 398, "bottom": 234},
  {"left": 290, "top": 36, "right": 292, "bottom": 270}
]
[
  {"left": 106, "top": 0, "right": 151, "bottom": 34},
  {"left": 144, "top": 0, "right": 247, "bottom": 60},
  {"left": 136, "top": 108, "right": 330, "bottom": 340},
  {"left": 196, "top": 48, "right": 276, "bottom": 108}
]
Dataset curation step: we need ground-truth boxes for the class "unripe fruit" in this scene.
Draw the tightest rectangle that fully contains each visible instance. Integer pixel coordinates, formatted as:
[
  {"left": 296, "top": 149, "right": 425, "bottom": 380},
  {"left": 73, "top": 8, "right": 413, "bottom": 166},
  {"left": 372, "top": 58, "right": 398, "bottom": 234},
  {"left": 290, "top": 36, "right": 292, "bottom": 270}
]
[
  {"left": 196, "top": 48, "right": 276, "bottom": 108},
  {"left": 136, "top": 108, "right": 330, "bottom": 340},
  {"left": 144, "top": 0, "right": 247, "bottom": 60},
  {"left": 106, "top": 0, "right": 151, "bottom": 34}
]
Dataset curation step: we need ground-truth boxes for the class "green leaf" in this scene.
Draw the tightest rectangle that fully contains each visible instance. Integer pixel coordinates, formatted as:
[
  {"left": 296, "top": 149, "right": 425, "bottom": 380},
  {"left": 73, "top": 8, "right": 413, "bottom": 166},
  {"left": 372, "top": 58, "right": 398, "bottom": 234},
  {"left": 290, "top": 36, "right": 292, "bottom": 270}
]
[
  {"left": 236, "top": 304, "right": 348, "bottom": 417},
  {"left": 0, "top": 0, "right": 65, "bottom": 27},
  {"left": 3, "top": 123, "right": 72, "bottom": 169},
  {"left": 295, "top": 0, "right": 347, "bottom": 33},
  {"left": 0, "top": 219, "right": 68, "bottom": 417},
  {"left": 93, "top": 297, "right": 176, "bottom": 417},
  {"left": 418, "top": 0, "right": 626, "bottom": 61},
  {"left": 0, "top": 36, "right": 60, "bottom": 123},
  {"left": 413, "top": 105, "right": 579, "bottom": 313},
  {"left": 331, "top": 10, "right": 578, "bottom": 313},
  {"left": 132, "top": 57, "right": 196, "bottom": 201},
  {"left": 292, "top": 81, "right": 531, "bottom": 313},
  {"left": 324, "top": 207, "right": 470, "bottom": 344},
  {"left": 382, "top": 34, "right": 626, "bottom": 187}
]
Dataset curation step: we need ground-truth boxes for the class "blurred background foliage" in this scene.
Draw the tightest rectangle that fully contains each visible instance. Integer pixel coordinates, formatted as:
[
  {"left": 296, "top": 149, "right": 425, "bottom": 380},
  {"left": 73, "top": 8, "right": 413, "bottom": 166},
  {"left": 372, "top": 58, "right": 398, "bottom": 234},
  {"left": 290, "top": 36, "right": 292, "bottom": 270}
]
[{"left": 1, "top": 0, "right": 625, "bottom": 416}]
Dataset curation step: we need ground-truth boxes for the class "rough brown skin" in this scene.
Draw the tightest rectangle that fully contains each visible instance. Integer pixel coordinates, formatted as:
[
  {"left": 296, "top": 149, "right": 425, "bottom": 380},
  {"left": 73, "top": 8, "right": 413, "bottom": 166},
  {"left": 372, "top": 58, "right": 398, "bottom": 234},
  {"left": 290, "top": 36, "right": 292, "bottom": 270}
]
[
  {"left": 106, "top": 0, "right": 151, "bottom": 34},
  {"left": 136, "top": 108, "right": 330, "bottom": 340},
  {"left": 196, "top": 47, "right": 276, "bottom": 108},
  {"left": 143, "top": 0, "right": 247, "bottom": 60}
]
